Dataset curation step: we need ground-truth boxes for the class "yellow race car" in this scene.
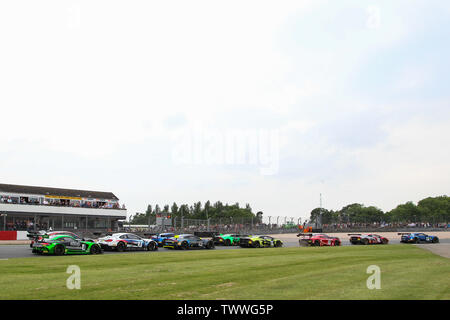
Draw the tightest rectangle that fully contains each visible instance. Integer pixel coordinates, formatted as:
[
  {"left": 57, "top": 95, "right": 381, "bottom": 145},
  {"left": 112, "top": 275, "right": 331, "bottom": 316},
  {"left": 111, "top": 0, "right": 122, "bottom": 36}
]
[{"left": 239, "top": 235, "right": 283, "bottom": 248}]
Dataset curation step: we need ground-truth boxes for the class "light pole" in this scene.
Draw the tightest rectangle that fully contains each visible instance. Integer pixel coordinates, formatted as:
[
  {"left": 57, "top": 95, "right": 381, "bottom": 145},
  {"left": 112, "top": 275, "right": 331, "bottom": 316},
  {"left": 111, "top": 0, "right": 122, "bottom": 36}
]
[
  {"left": 318, "top": 193, "right": 323, "bottom": 229},
  {"left": 147, "top": 211, "right": 151, "bottom": 231}
]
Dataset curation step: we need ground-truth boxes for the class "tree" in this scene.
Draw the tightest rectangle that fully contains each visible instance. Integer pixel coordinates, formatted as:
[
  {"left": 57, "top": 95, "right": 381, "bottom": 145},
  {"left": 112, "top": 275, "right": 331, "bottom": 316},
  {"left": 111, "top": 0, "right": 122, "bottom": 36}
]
[
  {"left": 256, "top": 211, "right": 263, "bottom": 223},
  {"left": 387, "top": 201, "right": 420, "bottom": 223},
  {"left": 163, "top": 205, "right": 170, "bottom": 214},
  {"left": 171, "top": 202, "right": 179, "bottom": 217},
  {"left": 193, "top": 202, "right": 202, "bottom": 218},
  {"left": 129, "top": 212, "right": 148, "bottom": 224},
  {"left": 417, "top": 196, "right": 450, "bottom": 223},
  {"left": 309, "top": 208, "right": 332, "bottom": 224},
  {"left": 145, "top": 205, "right": 153, "bottom": 217}
]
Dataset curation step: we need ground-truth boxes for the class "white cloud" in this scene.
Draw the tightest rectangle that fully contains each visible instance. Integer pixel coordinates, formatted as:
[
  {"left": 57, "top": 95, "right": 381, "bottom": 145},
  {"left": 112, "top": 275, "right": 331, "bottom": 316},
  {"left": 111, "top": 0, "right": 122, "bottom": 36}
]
[{"left": 0, "top": 1, "right": 449, "bottom": 219}]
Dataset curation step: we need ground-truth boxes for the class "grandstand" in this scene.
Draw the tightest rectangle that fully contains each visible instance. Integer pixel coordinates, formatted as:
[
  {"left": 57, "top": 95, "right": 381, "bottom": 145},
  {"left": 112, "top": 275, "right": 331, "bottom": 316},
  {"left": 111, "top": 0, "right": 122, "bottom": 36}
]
[{"left": 0, "top": 183, "right": 127, "bottom": 233}]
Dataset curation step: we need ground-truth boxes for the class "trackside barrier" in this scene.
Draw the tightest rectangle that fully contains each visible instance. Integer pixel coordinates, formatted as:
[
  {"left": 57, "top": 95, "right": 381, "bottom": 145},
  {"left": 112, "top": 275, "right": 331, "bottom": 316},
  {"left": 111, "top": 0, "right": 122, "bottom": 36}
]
[
  {"left": 0, "top": 231, "right": 16, "bottom": 240},
  {"left": 0, "top": 231, "right": 28, "bottom": 240}
]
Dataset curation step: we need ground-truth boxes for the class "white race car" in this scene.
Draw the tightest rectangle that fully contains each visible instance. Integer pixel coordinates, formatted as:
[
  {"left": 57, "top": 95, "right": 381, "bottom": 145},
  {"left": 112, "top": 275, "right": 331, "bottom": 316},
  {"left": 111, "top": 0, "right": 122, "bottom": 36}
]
[{"left": 96, "top": 233, "right": 158, "bottom": 252}]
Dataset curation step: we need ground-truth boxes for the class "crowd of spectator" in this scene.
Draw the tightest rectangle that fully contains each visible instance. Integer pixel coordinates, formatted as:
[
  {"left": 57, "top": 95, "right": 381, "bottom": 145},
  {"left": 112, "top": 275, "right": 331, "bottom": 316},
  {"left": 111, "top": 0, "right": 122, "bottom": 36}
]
[
  {"left": 0, "top": 195, "right": 125, "bottom": 210},
  {"left": 120, "top": 220, "right": 449, "bottom": 234},
  {"left": 121, "top": 222, "right": 298, "bottom": 234},
  {"left": 3, "top": 219, "right": 49, "bottom": 232},
  {"left": 323, "top": 221, "right": 449, "bottom": 230}
]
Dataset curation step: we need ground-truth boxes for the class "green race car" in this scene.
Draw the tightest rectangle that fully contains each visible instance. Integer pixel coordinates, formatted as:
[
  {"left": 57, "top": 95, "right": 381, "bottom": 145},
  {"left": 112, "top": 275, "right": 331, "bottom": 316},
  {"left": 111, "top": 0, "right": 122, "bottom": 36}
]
[
  {"left": 239, "top": 235, "right": 283, "bottom": 248},
  {"left": 212, "top": 233, "right": 250, "bottom": 246},
  {"left": 31, "top": 234, "right": 102, "bottom": 255}
]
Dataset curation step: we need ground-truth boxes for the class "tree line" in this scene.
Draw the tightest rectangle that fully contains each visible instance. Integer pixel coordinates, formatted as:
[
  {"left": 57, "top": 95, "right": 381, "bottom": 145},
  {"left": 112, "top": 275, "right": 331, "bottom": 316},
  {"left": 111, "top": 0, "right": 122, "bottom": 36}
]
[
  {"left": 129, "top": 201, "right": 262, "bottom": 224},
  {"left": 309, "top": 195, "right": 449, "bottom": 224}
]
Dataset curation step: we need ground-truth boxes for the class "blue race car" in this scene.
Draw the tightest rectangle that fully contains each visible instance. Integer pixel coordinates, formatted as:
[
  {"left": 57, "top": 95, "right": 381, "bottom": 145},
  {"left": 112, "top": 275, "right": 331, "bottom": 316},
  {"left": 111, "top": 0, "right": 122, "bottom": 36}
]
[
  {"left": 151, "top": 232, "right": 176, "bottom": 247},
  {"left": 399, "top": 232, "right": 439, "bottom": 244}
]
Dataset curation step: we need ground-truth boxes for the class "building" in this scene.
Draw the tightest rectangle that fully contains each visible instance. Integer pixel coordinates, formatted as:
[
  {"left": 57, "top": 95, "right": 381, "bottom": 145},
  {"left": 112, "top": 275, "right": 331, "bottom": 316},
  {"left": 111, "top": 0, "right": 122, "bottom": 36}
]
[{"left": 0, "top": 183, "right": 127, "bottom": 232}]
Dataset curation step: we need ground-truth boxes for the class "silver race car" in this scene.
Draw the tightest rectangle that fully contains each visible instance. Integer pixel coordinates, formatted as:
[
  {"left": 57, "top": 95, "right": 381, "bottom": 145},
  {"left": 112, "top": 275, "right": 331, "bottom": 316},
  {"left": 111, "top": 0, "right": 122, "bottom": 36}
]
[{"left": 96, "top": 233, "right": 158, "bottom": 252}]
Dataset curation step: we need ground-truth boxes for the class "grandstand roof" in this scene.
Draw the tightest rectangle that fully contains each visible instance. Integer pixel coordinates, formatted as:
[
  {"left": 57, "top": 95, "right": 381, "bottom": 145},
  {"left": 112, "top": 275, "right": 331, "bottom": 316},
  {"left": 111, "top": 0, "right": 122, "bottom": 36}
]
[{"left": 0, "top": 183, "right": 119, "bottom": 200}]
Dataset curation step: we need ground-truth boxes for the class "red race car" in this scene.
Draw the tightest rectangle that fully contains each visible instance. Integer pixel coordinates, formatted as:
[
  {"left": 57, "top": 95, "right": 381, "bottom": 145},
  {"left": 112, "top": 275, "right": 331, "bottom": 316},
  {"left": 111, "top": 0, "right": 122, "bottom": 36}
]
[
  {"left": 348, "top": 233, "right": 389, "bottom": 245},
  {"left": 297, "top": 233, "right": 341, "bottom": 247}
]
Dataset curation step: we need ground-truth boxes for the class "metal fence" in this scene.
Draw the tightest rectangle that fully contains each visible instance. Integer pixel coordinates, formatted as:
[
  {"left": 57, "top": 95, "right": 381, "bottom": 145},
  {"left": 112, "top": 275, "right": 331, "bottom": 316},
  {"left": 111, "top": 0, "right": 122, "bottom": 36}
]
[
  {"left": 119, "top": 215, "right": 449, "bottom": 235},
  {"left": 321, "top": 222, "right": 449, "bottom": 232},
  {"left": 120, "top": 216, "right": 303, "bottom": 235}
]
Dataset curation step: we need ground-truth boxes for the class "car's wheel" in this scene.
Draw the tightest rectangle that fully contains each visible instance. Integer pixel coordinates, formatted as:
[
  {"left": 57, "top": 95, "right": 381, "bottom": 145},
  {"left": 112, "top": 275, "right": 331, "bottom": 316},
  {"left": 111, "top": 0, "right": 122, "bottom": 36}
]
[
  {"left": 382, "top": 239, "right": 388, "bottom": 244},
  {"left": 206, "top": 241, "right": 215, "bottom": 249},
  {"left": 54, "top": 244, "right": 65, "bottom": 256},
  {"left": 90, "top": 244, "right": 102, "bottom": 254},
  {"left": 362, "top": 238, "right": 369, "bottom": 245},
  {"left": 334, "top": 240, "right": 341, "bottom": 246},
  {"left": 147, "top": 242, "right": 157, "bottom": 251},
  {"left": 181, "top": 241, "right": 189, "bottom": 250},
  {"left": 314, "top": 240, "right": 321, "bottom": 246},
  {"left": 432, "top": 237, "right": 439, "bottom": 243},
  {"left": 275, "top": 241, "right": 282, "bottom": 247},
  {"left": 254, "top": 241, "right": 260, "bottom": 248},
  {"left": 299, "top": 239, "right": 308, "bottom": 247},
  {"left": 116, "top": 241, "right": 126, "bottom": 252},
  {"left": 225, "top": 239, "right": 231, "bottom": 246},
  {"left": 413, "top": 237, "right": 419, "bottom": 244}
]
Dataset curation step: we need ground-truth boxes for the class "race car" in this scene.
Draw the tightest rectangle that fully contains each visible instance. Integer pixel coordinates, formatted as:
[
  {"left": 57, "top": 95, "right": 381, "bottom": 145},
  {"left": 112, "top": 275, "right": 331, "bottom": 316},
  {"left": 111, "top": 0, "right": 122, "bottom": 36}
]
[
  {"left": 27, "top": 230, "right": 85, "bottom": 248},
  {"left": 163, "top": 234, "right": 215, "bottom": 250},
  {"left": 348, "top": 233, "right": 389, "bottom": 245},
  {"left": 151, "top": 233, "right": 176, "bottom": 247},
  {"left": 31, "top": 234, "right": 102, "bottom": 255},
  {"left": 96, "top": 233, "right": 158, "bottom": 251},
  {"left": 297, "top": 233, "right": 341, "bottom": 247},
  {"left": 239, "top": 235, "right": 283, "bottom": 248},
  {"left": 399, "top": 232, "right": 439, "bottom": 244},
  {"left": 213, "top": 234, "right": 249, "bottom": 246}
]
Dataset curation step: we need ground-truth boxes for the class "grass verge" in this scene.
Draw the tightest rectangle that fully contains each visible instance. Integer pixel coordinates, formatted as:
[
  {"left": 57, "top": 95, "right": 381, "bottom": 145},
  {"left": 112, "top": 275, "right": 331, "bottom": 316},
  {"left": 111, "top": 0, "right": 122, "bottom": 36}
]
[{"left": 0, "top": 245, "right": 448, "bottom": 299}]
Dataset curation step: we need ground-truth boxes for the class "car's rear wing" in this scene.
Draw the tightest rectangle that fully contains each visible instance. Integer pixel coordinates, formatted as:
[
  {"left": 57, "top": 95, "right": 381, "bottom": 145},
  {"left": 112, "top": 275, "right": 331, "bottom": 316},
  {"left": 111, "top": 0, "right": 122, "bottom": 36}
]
[
  {"left": 194, "top": 231, "right": 217, "bottom": 238},
  {"left": 26, "top": 232, "right": 38, "bottom": 239},
  {"left": 348, "top": 234, "right": 362, "bottom": 236},
  {"left": 297, "top": 233, "right": 313, "bottom": 238},
  {"left": 397, "top": 233, "right": 411, "bottom": 235},
  {"left": 143, "top": 233, "right": 158, "bottom": 237},
  {"left": 27, "top": 232, "right": 49, "bottom": 240}
]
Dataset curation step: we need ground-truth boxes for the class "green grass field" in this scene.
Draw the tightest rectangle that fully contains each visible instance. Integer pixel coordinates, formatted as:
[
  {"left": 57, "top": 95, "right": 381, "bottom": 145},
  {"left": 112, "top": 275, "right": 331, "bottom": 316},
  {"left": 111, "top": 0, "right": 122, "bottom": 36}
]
[{"left": 0, "top": 245, "right": 448, "bottom": 299}]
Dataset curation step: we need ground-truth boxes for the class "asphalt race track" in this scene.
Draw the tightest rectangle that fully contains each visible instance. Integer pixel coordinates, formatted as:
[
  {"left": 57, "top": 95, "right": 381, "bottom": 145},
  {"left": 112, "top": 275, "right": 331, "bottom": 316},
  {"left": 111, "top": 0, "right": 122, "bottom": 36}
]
[{"left": 2, "top": 237, "right": 449, "bottom": 259}]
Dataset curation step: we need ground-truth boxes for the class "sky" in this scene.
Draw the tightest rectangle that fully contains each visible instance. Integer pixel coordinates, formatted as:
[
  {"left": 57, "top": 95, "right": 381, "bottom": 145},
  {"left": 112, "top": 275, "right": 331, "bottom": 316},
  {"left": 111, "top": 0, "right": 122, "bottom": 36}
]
[{"left": 0, "top": 1, "right": 449, "bottom": 222}]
